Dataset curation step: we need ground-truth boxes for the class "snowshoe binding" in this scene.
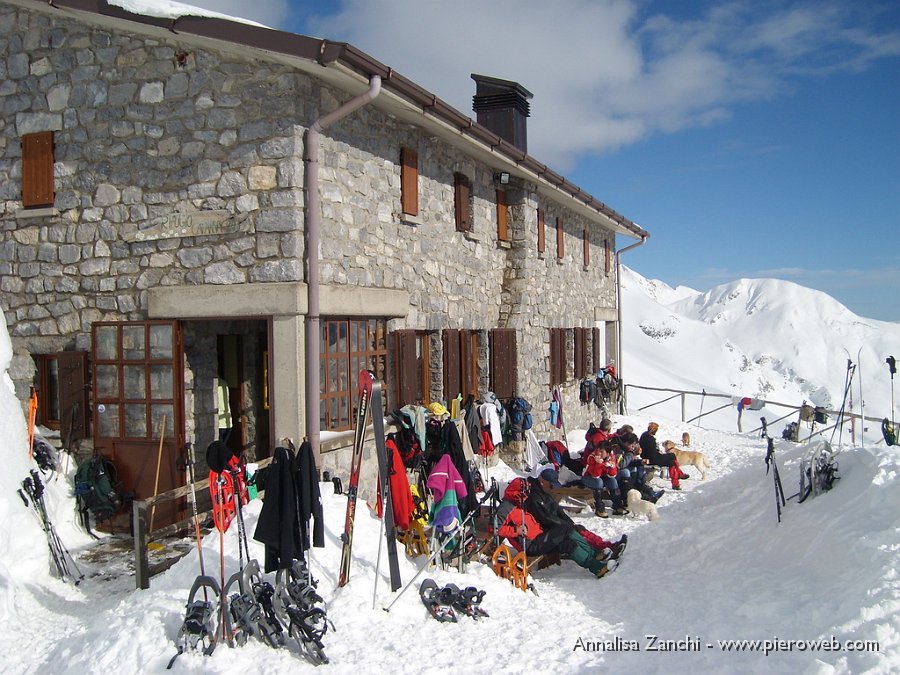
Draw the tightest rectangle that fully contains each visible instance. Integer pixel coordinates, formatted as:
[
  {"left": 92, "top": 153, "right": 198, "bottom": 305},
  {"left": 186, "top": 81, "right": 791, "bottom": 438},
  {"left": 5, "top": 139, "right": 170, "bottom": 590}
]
[
  {"left": 419, "top": 578, "right": 457, "bottom": 623},
  {"left": 286, "top": 605, "right": 332, "bottom": 665},
  {"left": 443, "top": 583, "right": 489, "bottom": 619},
  {"left": 167, "top": 575, "right": 221, "bottom": 669}
]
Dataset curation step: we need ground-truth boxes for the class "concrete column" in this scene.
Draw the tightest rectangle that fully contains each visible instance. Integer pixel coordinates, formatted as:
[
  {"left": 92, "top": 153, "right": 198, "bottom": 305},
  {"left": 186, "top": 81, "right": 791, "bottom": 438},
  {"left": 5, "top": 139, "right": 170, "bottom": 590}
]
[{"left": 272, "top": 314, "right": 306, "bottom": 444}]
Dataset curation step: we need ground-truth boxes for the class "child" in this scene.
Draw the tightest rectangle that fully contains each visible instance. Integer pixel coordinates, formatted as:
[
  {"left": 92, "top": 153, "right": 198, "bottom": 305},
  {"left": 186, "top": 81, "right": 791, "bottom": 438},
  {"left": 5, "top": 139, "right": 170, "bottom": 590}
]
[{"left": 581, "top": 441, "right": 627, "bottom": 517}]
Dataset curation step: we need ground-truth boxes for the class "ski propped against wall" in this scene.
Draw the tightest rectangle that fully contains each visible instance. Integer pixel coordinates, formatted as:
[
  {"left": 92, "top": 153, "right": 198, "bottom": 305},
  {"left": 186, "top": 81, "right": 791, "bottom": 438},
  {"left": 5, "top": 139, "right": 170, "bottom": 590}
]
[
  {"left": 370, "top": 377, "right": 402, "bottom": 592},
  {"left": 337, "top": 370, "right": 374, "bottom": 587}
]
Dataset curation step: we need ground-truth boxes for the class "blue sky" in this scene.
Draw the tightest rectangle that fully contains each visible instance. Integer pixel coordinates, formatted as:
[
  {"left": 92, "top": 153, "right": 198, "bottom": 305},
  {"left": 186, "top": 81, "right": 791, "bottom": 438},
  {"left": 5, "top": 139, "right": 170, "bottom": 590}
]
[{"left": 186, "top": 0, "right": 900, "bottom": 321}]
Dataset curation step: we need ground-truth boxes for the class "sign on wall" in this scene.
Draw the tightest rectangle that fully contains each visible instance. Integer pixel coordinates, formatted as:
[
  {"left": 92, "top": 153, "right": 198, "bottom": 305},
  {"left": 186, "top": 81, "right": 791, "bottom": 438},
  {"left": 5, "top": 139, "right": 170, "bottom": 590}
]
[{"left": 123, "top": 210, "right": 253, "bottom": 242}]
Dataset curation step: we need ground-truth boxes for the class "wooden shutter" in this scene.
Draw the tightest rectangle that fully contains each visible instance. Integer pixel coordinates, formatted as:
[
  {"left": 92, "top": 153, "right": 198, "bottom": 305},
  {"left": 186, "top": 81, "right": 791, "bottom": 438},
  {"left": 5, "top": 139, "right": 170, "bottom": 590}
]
[
  {"left": 454, "top": 173, "right": 471, "bottom": 232},
  {"left": 461, "top": 329, "right": 479, "bottom": 399},
  {"left": 22, "top": 131, "right": 55, "bottom": 208},
  {"left": 537, "top": 208, "right": 545, "bottom": 254},
  {"left": 393, "top": 329, "right": 418, "bottom": 406},
  {"left": 583, "top": 229, "right": 590, "bottom": 267},
  {"left": 549, "top": 328, "right": 561, "bottom": 386},
  {"left": 496, "top": 190, "right": 509, "bottom": 242},
  {"left": 58, "top": 351, "right": 89, "bottom": 444},
  {"left": 556, "top": 217, "right": 564, "bottom": 259},
  {"left": 400, "top": 147, "right": 418, "bottom": 216},
  {"left": 574, "top": 328, "right": 586, "bottom": 379},
  {"left": 490, "top": 328, "right": 517, "bottom": 399},
  {"left": 605, "top": 238, "right": 613, "bottom": 275},
  {"left": 442, "top": 329, "right": 461, "bottom": 399}
]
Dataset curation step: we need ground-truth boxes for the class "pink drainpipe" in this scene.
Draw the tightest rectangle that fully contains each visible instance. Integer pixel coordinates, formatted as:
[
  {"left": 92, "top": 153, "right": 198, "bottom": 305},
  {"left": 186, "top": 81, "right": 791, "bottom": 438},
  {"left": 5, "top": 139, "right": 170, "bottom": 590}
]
[{"left": 304, "top": 75, "right": 382, "bottom": 466}]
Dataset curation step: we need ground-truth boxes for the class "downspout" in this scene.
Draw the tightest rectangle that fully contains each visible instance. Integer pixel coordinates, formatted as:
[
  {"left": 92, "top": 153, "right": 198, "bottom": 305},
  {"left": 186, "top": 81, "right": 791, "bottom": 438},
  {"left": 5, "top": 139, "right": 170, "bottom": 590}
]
[
  {"left": 615, "top": 234, "right": 647, "bottom": 411},
  {"left": 304, "top": 74, "right": 382, "bottom": 466}
]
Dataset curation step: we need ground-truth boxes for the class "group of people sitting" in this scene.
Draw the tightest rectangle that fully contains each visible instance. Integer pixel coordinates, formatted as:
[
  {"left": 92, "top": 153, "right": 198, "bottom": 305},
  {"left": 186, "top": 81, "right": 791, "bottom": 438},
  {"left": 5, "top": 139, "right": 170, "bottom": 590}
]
[{"left": 492, "top": 420, "right": 690, "bottom": 579}]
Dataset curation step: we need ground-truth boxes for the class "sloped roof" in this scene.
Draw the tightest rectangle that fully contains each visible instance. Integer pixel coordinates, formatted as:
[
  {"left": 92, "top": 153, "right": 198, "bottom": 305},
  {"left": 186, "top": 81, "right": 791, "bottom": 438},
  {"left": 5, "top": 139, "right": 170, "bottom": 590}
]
[{"left": 11, "top": 0, "right": 649, "bottom": 240}]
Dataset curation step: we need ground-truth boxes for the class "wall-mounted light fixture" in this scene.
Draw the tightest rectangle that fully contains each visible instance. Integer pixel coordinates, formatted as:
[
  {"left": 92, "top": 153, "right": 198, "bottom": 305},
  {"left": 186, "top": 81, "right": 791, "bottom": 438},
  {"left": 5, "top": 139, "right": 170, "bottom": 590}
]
[{"left": 494, "top": 172, "right": 510, "bottom": 185}]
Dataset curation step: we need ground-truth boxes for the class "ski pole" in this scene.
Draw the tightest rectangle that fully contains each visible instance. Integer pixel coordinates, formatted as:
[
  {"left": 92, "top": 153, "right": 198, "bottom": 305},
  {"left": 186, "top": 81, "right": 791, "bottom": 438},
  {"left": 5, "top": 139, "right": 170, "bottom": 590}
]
[{"left": 383, "top": 480, "right": 498, "bottom": 613}]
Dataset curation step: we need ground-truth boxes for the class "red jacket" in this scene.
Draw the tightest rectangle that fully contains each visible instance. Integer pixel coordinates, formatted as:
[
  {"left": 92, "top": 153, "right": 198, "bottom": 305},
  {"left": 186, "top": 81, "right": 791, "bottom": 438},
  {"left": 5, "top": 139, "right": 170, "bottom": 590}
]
[
  {"left": 498, "top": 508, "right": 543, "bottom": 552},
  {"left": 584, "top": 451, "right": 618, "bottom": 479}
]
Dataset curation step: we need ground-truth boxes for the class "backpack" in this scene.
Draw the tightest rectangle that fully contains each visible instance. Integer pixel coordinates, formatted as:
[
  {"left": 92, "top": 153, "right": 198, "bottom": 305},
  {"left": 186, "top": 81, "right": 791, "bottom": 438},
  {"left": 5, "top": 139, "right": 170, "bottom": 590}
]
[
  {"left": 506, "top": 397, "right": 533, "bottom": 440},
  {"left": 33, "top": 436, "right": 60, "bottom": 474},
  {"left": 74, "top": 455, "right": 123, "bottom": 523}
]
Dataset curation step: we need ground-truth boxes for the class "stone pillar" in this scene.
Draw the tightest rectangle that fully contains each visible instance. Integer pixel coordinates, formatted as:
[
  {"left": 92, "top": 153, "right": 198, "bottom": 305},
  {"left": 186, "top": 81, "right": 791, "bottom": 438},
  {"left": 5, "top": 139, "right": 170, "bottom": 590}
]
[{"left": 272, "top": 314, "right": 306, "bottom": 445}]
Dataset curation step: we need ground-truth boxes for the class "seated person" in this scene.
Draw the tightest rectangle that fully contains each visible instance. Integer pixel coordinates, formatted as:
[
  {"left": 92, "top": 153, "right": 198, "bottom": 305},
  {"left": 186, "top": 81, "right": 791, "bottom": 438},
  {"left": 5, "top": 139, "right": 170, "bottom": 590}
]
[
  {"left": 497, "top": 478, "right": 620, "bottom": 579},
  {"left": 536, "top": 440, "right": 585, "bottom": 487},
  {"left": 581, "top": 440, "right": 627, "bottom": 517},
  {"left": 639, "top": 422, "right": 689, "bottom": 490},
  {"left": 613, "top": 432, "right": 664, "bottom": 503}
]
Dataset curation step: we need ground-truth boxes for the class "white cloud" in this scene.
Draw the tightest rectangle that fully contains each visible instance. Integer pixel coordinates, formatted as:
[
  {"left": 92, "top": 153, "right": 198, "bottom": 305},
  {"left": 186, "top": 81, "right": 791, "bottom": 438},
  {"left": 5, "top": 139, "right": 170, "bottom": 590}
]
[{"left": 175, "top": 1, "right": 900, "bottom": 169}]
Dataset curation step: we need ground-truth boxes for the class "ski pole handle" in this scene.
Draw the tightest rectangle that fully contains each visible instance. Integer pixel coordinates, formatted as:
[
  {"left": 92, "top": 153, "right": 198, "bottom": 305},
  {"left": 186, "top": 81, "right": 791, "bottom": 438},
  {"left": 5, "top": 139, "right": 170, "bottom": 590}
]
[{"left": 18, "top": 489, "right": 29, "bottom": 507}]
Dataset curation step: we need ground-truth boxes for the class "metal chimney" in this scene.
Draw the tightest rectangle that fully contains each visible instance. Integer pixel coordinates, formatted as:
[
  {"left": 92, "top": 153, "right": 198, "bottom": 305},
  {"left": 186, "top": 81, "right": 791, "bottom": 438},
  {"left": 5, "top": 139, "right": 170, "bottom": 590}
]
[{"left": 471, "top": 73, "right": 533, "bottom": 153}]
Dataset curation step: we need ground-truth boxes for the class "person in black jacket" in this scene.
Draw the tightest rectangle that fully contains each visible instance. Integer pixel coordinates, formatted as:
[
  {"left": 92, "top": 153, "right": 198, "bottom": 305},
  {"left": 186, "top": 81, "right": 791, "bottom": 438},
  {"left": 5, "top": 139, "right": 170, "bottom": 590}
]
[{"left": 639, "top": 422, "right": 688, "bottom": 490}]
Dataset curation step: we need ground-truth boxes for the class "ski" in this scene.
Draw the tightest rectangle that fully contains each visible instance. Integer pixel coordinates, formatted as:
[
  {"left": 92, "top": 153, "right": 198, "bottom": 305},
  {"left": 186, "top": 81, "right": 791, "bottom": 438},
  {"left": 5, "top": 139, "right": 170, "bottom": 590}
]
[
  {"left": 337, "top": 370, "right": 374, "bottom": 587},
  {"left": 371, "top": 378, "right": 403, "bottom": 592}
]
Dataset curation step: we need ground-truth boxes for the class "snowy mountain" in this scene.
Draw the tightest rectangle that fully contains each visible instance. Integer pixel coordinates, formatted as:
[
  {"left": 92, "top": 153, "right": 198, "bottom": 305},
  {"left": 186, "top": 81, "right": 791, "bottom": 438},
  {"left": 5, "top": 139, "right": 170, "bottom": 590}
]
[
  {"left": 619, "top": 266, "right": 900, "bottom": 437},
  {"left": 1, "top": 270, "right": 898, "bottom": 674}
]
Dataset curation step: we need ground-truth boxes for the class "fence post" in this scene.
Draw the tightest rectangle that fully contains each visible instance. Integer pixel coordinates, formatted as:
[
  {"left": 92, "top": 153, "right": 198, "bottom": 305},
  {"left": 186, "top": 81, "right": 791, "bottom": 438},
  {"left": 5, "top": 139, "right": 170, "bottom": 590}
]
[{"left": 133, "top": 499, "right": 150, "bottom": 590}]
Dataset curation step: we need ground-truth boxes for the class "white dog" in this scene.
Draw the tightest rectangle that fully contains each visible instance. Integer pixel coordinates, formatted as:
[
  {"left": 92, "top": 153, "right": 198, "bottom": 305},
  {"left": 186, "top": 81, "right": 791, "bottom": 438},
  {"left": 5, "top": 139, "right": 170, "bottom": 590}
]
[{"left": 626, "top": 489, "right": 659, "bottom": 521}]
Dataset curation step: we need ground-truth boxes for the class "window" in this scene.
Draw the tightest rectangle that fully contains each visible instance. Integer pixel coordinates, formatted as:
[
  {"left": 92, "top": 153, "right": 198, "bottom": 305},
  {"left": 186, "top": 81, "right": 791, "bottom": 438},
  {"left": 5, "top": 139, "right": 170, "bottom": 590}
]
[
  {"left": 400, "top": 147, "right": 418, "bottom": 216},
  {"left": 392, "top": 329, "right": 432, "bottom": 407},
  {"left": 496, "top": 190, "right": 509, "bottom": 243},
  {"left": 489, "top": 328, "right": 517, "bottom": 399},
  {"left": 556, "top": 216, "right": 564, "bottom": 259},
  {"left": 605, "top": 238, "right": 613, "bottom": 275},
  {"left": 21, "top": 131, "right": 55, "bottom": 208},
  {"left": 454, "top": 172, "right": 472, "bottom": 232},
  {"left": 549, "top": 327, "right": 567, "bottom": 386},
  {"left": 443, "top": 328, "right": 479, "bottom": 400},
  {"left": 574, "top": 328, "right": 589, "bottom": 380},
  {"left": 583, "top": 228, "right": 590, "bottom": 268},
  {"left": 537, "top": 208, "right": 545, "bottom": 255},
  {"left": 320, "top": 318, "right": 387, "bottom": 431}
]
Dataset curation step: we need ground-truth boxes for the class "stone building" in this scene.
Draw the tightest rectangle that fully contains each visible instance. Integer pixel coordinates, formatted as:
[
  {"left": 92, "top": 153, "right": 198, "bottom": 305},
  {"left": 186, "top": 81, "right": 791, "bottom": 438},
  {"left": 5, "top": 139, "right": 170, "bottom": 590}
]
[{"left": 0, "top": 0, "right": 648, "bottom": 523}]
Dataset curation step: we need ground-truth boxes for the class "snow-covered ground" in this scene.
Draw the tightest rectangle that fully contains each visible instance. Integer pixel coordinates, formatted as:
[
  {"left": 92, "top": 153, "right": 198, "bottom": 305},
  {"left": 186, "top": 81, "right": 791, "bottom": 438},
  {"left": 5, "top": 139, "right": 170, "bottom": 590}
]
[{"left": 2, "top": 269, "right": 899, "bottom": 673}]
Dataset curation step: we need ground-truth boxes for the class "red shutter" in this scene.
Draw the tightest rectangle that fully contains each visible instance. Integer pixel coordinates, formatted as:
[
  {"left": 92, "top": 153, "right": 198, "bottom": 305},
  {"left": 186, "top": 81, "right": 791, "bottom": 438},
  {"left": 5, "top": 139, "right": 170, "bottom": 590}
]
[
  {"left": 496, "top": 190, "right": 508, "bottom": 242},
  {"left": 556, "top": 217, "right": 564, "bottom": 259},
  {"left": 393, "top": 330, "right": 418, "bottom": 406},
  {"left": 400, "top": 148, "right": 418, "bottom": 216},
  {"left": 454, "top": 173, "right": 471, "bottom": 232},
  {"left": 443, "top": 329, "right": 461, "bottom": 399},
  {"left": 490, "top": 328, "right": 517, "bottom": 398},
  {"left": 22, "top": 131, "right": 55, "bottom": 208},
  {"left": 537, "top": 208, "right": 545, "bottom": 254}
]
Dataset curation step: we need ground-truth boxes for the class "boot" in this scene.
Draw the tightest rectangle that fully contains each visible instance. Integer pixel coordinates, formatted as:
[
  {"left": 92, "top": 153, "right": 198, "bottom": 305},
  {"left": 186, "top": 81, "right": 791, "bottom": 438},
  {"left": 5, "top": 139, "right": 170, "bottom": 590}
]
[
  {"left": 669, "top": 465, "right": 681, "bottom": 489},
  {"left": 593, "top": 490, "right": 608, "bottom": 518},
  {"left": 611, "top": 489, "right": 628, "bottom": 516}
]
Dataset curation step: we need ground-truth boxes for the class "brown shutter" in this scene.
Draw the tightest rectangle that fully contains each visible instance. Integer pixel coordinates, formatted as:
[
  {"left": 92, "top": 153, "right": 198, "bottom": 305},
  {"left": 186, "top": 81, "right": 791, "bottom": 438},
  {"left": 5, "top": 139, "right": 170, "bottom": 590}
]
[
  {"left": 605, "top": 239, "right": 612, "bottom": 275},
  {"left": 556, "top": 217, "right": 564, "bottom": 259},
  {"left": 574, "top": 328, "right": 585, "bottom": 380},
  {"left": 400, "top": 148, "right": 418, "bottom": 216},
  {"left": 57, "top": 351, "right": 89, "bottom": 445},
  {"left": 592, "top": 326, "right": 600, "bottom": 372},
  {"left": 537, "top": 208, "right": 545, "bottom": 254},
  {"left": 22, "top": 131, "right": 55, "bottom": 208},
  {"left": 490, "top": 328, "right": 517, "bottom": 398},
  {"left": 549, "top": 328, "right": 559, "bottom": 386},
  {"left": 496, "top": 190, "right": 508, "bottom": 242},
  {"left": 583, "top": 229, "right": 590, "bottom": 267},
  {"left": 454, "top": 173, "right": 471, "bottom": 232},
  {"left": 393, "top": 329, "right": 418, "bottom": 406},
  {"left": 461, "top": 329, "right": 479, "bottom": 399},
  {"left": 443, "top": 329, "right": 461, "bottom": 399}
]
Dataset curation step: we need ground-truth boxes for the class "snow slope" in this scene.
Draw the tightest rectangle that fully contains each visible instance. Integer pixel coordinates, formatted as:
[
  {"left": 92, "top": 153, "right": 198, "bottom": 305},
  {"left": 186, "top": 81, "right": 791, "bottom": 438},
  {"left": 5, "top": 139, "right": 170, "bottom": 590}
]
[{"left": 1, "top": 270, "right": 899, "bottom": 674}]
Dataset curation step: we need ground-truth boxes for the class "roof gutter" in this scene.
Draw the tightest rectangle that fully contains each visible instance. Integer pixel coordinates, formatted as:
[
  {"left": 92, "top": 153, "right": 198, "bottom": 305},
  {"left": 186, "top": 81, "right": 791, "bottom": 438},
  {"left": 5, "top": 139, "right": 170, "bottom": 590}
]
[
  {"left": 614, "top": 234, "right": 648, "bottom": 405},
  {"left": 304, "top": 74, "right": 382, "bottom": 466}
]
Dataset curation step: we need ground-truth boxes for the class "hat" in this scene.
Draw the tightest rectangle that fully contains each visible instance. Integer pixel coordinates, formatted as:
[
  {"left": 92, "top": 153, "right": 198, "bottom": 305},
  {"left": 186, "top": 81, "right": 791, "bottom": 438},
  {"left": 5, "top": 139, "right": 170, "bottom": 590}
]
[{"left": 427, "top": 401, "right": 449, "bottom": 417}]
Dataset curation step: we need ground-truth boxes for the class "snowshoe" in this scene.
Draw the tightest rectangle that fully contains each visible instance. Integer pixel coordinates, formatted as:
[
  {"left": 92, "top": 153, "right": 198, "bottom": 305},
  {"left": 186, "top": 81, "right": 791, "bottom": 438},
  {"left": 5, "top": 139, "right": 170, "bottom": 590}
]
[
  {"left": 286, "top": 605, "right": 332, "bottom": 665},
  {"left": 490, "top": 544, "right": 513, "bottom": 580},
  {"left": 882, "top": 418, "right": 896, "bottom": 447},
  {"left": 443, "top": 583, "right": 489, "bottom": 619},
  {"left": 226, "top": 560, "right": 285, "bottom": 649},
  {"left": 167, "top": 575, "right": 221, "bottom": 669},
  {"left": 419, "top": 578, "right": 457, "bottom": 623}
]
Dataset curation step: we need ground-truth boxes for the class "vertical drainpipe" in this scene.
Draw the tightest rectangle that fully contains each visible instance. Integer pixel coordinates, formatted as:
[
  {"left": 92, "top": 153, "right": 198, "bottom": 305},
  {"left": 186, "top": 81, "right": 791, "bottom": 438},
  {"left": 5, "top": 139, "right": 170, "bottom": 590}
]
[
  {"left": 304, "top": 75, "right": 382, "bottom": 467},
  {"left": 615, "top": 234, "right": 647, "bottom": 411}
]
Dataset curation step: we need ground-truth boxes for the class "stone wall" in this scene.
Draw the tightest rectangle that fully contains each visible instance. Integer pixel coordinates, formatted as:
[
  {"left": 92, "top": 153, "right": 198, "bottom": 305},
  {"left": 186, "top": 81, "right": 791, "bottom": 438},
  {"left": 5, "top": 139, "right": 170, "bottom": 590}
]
[{"left": 1, "top": 2, "right": 621, "bottom": 441}]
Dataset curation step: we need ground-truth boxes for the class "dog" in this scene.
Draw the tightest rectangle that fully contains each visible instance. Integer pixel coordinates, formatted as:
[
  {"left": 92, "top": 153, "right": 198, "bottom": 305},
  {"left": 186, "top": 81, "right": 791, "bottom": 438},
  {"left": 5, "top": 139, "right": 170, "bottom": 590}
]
[
  {"left": 666, "top": 441, "right": 709, "bottom": 480},
  {"left": 682, "top": 431, "right": 691, "bottom": 447},
  {"left": 626, "top": 489, "right": 658, "bottom": 521}
]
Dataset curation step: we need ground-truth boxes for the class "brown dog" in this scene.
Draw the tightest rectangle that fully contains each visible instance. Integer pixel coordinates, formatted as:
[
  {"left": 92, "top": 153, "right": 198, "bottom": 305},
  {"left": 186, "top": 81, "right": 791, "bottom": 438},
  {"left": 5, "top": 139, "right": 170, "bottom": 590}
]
[
  {"left": 682, "top": 431, "right": 691, "bottom": 447},
  {"left": 664, "top": 440, "right": 708, "bottom": 479}
]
